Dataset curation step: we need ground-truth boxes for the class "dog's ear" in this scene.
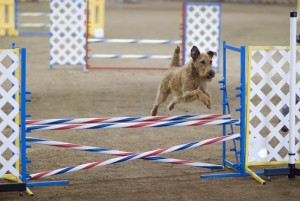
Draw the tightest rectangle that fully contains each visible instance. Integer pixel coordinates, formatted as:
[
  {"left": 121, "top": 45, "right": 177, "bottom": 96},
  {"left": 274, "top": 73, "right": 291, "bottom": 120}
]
[
  {"left": 207, "top": 51, "right": 217, "bottom": 58},
  {"left": 191, "top": 46, "right": 200, "bottom": 61}
]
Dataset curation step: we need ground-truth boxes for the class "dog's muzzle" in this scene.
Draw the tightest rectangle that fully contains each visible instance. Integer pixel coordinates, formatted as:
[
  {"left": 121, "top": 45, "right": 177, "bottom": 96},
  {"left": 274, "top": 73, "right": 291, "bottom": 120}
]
[{"left": 206, "top": 70, "right": 215, "bottom": 79}]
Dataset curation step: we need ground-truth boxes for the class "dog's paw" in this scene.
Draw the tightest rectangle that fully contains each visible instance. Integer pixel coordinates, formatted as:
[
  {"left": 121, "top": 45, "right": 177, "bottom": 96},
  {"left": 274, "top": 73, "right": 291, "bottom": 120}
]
[
  {"left": 197, "top": 93, "right": 209, "bottom": 106},
  {"left": 206, "top": 99, "right": 212, "bottom": 109},
  {"left": 151, "top": 107, "right": 158, "bottom": 116}
]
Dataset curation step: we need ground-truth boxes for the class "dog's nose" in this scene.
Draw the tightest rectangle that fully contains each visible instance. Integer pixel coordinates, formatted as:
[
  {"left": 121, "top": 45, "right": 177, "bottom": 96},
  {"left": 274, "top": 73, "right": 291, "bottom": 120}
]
[{"left": 208, "top": 70, "right": 215, "bottom": 77}]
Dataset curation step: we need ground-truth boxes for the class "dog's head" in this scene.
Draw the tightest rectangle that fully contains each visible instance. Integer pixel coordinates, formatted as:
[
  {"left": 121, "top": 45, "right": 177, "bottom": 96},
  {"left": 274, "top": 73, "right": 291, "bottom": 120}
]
[{"left": 190, "top": 46, "right": 216, "bottom": 80}]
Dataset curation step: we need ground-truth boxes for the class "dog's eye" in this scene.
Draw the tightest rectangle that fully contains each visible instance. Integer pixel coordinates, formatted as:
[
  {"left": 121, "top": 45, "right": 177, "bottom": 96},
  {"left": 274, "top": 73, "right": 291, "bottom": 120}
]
[{"left": 200, "top": 60, "right": 206, "bottom": 64}]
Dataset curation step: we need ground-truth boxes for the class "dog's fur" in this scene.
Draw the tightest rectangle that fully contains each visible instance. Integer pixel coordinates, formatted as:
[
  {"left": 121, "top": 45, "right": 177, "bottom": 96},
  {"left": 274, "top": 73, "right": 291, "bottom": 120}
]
[{"left": 151, "top": 46, "right": 216, "bottom": 116}]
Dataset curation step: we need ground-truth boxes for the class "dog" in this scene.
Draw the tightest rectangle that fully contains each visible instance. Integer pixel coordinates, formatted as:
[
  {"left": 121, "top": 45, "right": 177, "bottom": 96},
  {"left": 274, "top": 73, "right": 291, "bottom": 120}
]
[{"left": 151, "top": 45, "right": 216, "bottom": 116}]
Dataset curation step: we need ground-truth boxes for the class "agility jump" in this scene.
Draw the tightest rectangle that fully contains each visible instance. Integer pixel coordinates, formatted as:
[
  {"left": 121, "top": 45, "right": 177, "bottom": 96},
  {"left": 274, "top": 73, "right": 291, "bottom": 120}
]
[
  {"left": 49, "top": 0, "right": 221, "bottom": 71},
  {"left": 0, "top": 48, "right": 239, "bottom": 193}
]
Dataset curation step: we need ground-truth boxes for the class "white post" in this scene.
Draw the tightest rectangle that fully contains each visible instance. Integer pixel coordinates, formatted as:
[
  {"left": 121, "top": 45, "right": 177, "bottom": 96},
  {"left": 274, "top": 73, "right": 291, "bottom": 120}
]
[
  {"left": 289, "top": 11, "right": 297, "bottom": 177},
  {"left": 298, "top": 0, "right": 300, "bottom": 21}
]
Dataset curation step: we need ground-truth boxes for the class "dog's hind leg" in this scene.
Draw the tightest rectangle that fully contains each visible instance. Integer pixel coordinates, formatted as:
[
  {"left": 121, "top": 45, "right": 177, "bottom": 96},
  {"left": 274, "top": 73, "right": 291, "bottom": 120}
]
[
  {"left": 170, "top": 46, "right": 181, "bottom": 67},
  {"left": 151, "top": 85, "right": 170, "bottom": 116}
]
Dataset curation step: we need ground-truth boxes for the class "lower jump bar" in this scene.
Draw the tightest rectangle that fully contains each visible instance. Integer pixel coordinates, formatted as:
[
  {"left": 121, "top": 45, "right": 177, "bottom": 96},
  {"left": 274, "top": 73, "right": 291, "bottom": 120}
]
[{"left": 27, "top": 133, "right": 240, "bottom": 180}]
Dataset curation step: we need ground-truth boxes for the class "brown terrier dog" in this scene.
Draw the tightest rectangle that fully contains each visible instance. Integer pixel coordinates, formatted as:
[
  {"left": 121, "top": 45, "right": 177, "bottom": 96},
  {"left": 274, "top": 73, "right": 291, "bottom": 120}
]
[{"left": 151, "top": 46, "right": 216, "bottom": 116}]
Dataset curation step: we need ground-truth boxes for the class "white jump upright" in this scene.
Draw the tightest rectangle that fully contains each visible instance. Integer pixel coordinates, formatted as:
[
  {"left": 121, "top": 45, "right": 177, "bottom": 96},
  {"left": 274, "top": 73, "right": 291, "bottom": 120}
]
[
  {"left": 0, "top": 47, "right": 27, "bottom": 193},
  {"left": 263, "top": 11, "right": 300, "bottom": 178},
  {"left": 49, "top": 0, "right": 87, "bottom": 71},
  {"left": 183, "top": 2, "right": 221, "bottom": 71},
  {"left": 288, "top": 10, "right": 298, "bottom": 176}
]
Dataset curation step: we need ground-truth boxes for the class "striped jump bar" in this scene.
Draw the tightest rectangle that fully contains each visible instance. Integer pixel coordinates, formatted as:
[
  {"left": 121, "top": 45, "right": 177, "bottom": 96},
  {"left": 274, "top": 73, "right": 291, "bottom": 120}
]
[
  {"left": 88, "top": 38, "right": 182, "bottom": 44},
  {"left": 28, "top": 133, "right": 240, "bottom": 180},
  {"left": 26, "top": 137, "right": 223, "bottom": 169},
  {"left": 18, "top": 23, "right": 50, "bottom": 28},
  {"left": 88, "top": 54, "right": 173, "bottom": 59},
  {"left": 26, "top": 119, "right": 239, "bottom": 131},
  {"left": 26, "top": 114, "right": 231, "bottom": 125},
  {"left": 19, "top": 12, "right": 50, "bottom": 17}
]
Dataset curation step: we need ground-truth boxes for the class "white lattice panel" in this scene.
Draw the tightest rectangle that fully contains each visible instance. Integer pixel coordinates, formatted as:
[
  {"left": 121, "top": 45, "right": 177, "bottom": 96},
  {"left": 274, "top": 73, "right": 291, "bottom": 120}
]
[
  {"left": 50, "top": 0, "right": 86, "bottom": 69},
  {"left": 0, "top": 50, "right": 20, "bottom": 177},
  {"left": 247, "top": 46, "right": 300, "bottom": 165},
  {"left": 183, "top": 2, "right": 221, "bottom": 71}
]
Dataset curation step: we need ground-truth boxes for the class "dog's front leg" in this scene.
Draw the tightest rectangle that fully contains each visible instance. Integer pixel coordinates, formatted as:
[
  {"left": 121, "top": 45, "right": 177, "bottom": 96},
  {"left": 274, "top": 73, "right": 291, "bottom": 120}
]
[
  {"left": 200, "top": 89, "right": 211, "bottom": 109},
  {"left": 181, "top": 89, "right": 209, "bottom": 106},
  {"left": 199, "top": 83, "right": 212, "bottom": 109},
  {"left": 168, "top": 90, "right": 200, "bottom": 111}
]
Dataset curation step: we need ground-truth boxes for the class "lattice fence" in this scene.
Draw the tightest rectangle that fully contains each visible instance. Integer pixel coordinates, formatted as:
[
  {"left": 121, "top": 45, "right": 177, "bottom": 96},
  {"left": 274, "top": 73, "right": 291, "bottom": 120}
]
[
  {"left": 50, "top": 0, "right": 87, "bottom": 70},
  {"left": 247, "top": 46, "right": 300, "bottom": 165},
  {"left": 0, "top": 49, "right": 20, "bottom": 178},
  {"left": 183, "top": 2, "right": 221, "bottom": 72}
]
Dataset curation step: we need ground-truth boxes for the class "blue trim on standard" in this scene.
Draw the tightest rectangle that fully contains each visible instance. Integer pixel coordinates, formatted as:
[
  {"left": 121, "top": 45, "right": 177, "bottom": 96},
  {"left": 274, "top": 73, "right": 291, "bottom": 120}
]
[
  {"left": 223, "top": 43, "right": 242, "bottom": 168},
  {"left": 27, "top": 180, "right": 69, "bottom": 187},
  {"left": 223, "top": 44, "right": 242, "bottom": 53},
  {"left": 20, "top": 48, "right": 27, "bottom": 183},
  {"left": 224, "top": 160, "right": 240, "bottom": 172},
  {"left": 204, "top": 42, "right": 245, "bottom": 179},
  {"left": 222, "top": 41, "right": 227, "bottom": 167},
  {"left": 222, "top": 42, "right": 240, "bottom": 168},
  {"left": 240, "top": 46, "right": 246, "bottom": 174}
]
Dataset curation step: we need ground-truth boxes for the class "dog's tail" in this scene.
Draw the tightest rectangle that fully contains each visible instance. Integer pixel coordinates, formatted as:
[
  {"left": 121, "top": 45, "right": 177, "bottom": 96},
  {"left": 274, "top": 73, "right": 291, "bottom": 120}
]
[{"left": 170, "top": 46, "right": 181, "bottom": 67}]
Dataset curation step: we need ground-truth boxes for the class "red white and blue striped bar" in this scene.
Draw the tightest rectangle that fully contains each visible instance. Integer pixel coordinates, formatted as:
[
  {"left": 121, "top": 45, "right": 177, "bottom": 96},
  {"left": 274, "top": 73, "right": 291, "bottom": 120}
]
[
  {"left": 26, "top": 137, "right": 223, "bottom": 169},
  {"left": 28, "top": 133, "right": 240, "bottom": 180},
  {"left": 26, "top": 114, "right": 231, "bottom": 125},
  {"left": 26, "top": 119, "right": 238, "bottom": 131},
  {"left": 88, "top": 54, "right": 173, "bottom": 59},
  {"left": 88, "top": 38, "right": 181, "bottom": 44}
]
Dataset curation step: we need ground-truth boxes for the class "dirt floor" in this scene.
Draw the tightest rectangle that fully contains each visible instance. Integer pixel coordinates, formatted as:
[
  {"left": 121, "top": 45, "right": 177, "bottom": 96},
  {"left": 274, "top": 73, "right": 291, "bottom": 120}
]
[{"left": 1, "top": 0, "right": 300, "bottom": 200}]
